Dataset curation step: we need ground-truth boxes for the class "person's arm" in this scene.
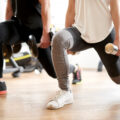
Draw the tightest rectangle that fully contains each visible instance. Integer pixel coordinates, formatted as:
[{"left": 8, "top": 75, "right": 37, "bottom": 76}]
[
  {"left": 5, "top": 0, "right": 13, "bottom": 20},
  {"left": 65, "top": 0, "right": 75, "bottom": 28},
  {"left": 110, "top": 0, "right": 120, "bottom": 56},
  {"left": 65, "top": 0, "right": 76, "bottom": 54},
  {"left": 38, "top": 0, "right": 51, "bottom": 48}
]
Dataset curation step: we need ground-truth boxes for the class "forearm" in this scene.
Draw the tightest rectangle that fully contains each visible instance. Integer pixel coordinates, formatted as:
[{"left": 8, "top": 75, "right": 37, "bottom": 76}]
[
  {"left": 5, "top": 0, "right": 13, "bottom": 20},
  {"left": 41, "top": 1, "right": 51, "bottom": 35},
  {"left": 110, "top": 0, "right": 120, "bottom": 39},
  {"left": 65, "top": 12, "right": 75, "bottom": 28},
  {"left": 65, "top": 0, "right": 75, "bottom": 28},
  {"left": 5, "top": 10, "right": 13, "bottom": 20}
]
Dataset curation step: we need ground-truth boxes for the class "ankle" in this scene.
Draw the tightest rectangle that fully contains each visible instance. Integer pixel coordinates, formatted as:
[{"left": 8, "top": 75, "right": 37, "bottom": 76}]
[
  {"left": 74, "top": 64, "right": 79, "bottom": 72},
  {"left": 60, "top": 89, "right": 72, "bottom": 93}
]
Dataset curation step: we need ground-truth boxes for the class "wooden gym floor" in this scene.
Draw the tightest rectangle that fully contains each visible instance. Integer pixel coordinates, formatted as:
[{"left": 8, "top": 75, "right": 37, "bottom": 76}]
[{"left": 0, "top": 69, "right": 120, "bottom": 120}]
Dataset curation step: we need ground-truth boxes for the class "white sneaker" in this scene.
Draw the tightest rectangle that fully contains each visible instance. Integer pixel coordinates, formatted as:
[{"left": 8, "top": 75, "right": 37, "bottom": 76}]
[{"left": 47, "top": 90, "right": 74, "bottom": 110}]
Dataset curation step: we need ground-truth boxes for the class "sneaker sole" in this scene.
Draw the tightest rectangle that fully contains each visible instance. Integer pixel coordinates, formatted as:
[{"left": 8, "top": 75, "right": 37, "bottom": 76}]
[
  {"left": 0, "top": 91, "right": 7, "bottom": 95},
  {"left": 64, "top": 98, "right": 74, "bottom": 106},
  {"left": 72, "top": 81, "right": 81, "bottom": 85},
  {"left": 47, "top": 98, "right": 74, "bottom": 110}
]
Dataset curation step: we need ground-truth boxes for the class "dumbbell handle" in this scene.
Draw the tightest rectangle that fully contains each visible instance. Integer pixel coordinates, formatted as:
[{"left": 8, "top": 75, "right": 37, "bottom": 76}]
[{"left": 105, "top": 43, "right": 118, "bottom": 55}]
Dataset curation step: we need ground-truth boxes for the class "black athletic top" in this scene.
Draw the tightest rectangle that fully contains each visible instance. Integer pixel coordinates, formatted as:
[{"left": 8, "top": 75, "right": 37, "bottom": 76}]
[{"left": 11, "top": 0, "right": 43, "bottom": 29}]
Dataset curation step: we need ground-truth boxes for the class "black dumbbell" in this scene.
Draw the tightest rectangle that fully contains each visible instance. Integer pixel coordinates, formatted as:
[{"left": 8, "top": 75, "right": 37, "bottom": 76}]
[
  {"left": 2, "top": 44, "right": 13, "bottom": 59},
  {"left": 27, "top": 35, "right": 38, "bottom": 57},
  {"left": 12, "top": 44, "right": 22, "bottom": 53}
]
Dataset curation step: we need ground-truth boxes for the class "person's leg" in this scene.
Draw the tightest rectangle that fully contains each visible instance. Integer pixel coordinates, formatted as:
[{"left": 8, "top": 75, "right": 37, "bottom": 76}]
[
  {"left": 0, "top": 43, "right": 7, "bottom": 95},
  {"left": 0, "top": 20, "right": 24, "bottom": 94},
  {"left": 47, "top": 27, "right": 91, "bottom": 109},
  {"left": 37, "top": 47, "right": 56, "bottom": 78},
  {"left": 52, "top": 27, "right": 91, "bottom": 91},
  {"left": 30, "top": 27, "right": 56, "bottom": 78},
  {"left": 72, "top": 64, "right": 82, "bottom": 84},
  {"left": 94, "top": 28, "right": 120, "bottom": 83},
  {"left": 37, "top": 44, "right": 80, "bottom": 81},
  {"left": 32, "top": 27, "right": 78, "bottom": 79}
]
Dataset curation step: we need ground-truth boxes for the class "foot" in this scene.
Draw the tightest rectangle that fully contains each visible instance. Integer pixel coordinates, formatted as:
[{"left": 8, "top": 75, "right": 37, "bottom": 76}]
[
  {"left": 47, "top": 90, "right": 73, "bottom": 110},
  {"left": 0, "top": 81, "right": 7, "bottom": 95},
  {"left": 72, "top": 64, "right": 82, "bottom": 85}
]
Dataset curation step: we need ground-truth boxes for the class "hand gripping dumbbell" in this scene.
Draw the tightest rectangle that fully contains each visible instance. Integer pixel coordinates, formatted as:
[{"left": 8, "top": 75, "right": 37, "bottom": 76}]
[
  {"left": 36, "top": 30, "right": 55, "bottom": 48},
  {"left": 27, "top": 31, "right": 55, "bottom": 57},
  {"left": 105, "top": 43, "right": 118, "bottom": 55}
]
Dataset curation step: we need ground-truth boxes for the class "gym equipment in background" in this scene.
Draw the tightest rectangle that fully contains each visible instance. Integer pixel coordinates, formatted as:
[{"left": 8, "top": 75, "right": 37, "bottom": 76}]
[
  {"left": 4, "top": 52, "right": 43, "bottom": 77},
  {"left": 4, "top": 56, "right": 24, "bottom": 77},
  {"left": 2, "top": 28, "right": 55, "bottom": 77}
]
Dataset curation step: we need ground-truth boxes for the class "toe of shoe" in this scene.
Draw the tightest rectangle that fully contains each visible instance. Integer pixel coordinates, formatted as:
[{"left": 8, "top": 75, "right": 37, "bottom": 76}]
[{"left": 47, "top": 101, "right": 59, "bottom": 110}]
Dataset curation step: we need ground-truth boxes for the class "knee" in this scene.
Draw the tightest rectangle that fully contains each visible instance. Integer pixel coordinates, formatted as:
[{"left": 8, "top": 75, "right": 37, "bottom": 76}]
[
  {"left": 52, "top": 33, "right": 64, "bottom": 47},
  {"left": 49, "top": 72, "right": 57, "bottom": 79},
  {"left": 51, "top": 30, "right": 68, "bottom": 48},
  {"left": 111, "top": 76, "right": 120, "bottom": 84},
  {"left": 46, "top": 70, "right": 56, "bottom": 78}
]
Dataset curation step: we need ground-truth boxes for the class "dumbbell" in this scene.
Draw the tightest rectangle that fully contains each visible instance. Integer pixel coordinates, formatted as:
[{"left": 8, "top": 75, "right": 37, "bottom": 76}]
[
  {"left": 105, "top": 43, "right": 118, "bottom": 55},
  {"left": 12, "top": 44, "right": 22, "bottom": 53},
  {"left": 27, "top": 35, "right": 38, "bottom": 58},
  {"left": 27, "top": 31, "right": 54, "bottom": 57},
  {"left": 36, "top": 31, "right": 54, "bottom": 48},
  {"left": 2, "top": 44, "right": 13, "bottom": 59},
  {"left": 3, "top": 43, "right": 22, "bottom": 59}
]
